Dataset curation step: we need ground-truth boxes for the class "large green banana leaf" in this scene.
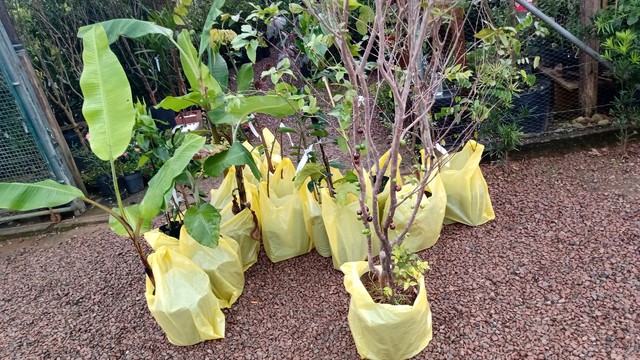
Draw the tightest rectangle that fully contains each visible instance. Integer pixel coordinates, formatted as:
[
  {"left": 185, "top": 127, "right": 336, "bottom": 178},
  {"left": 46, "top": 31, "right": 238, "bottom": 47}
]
[
  {"left": 79, "top": 25, "right": 134, "bottom": 161},
  {"left": 139, "top": 133, "right": 206, "bottom": 219},
  {"left": 0, "top": 180, "right": 83, "bottom": 211},
  {"left": 77, "top": 19, "right": 172, "bottom": 44}
]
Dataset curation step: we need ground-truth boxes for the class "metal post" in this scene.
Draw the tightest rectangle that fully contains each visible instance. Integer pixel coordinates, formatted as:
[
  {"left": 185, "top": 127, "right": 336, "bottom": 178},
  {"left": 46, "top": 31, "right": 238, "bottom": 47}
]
[{"left": 513, "top": 0, "right": 612, "bottom": 70}]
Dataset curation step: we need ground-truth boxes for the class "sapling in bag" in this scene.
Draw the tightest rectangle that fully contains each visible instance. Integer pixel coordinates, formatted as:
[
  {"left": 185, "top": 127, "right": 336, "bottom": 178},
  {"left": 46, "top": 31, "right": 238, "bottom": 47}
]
[
  {"left": 299, "top": 184, "right": 331, "bottom": 257},
  {"left": 210, "top": 166, "right": 261, "bottom": 270},
  {"left": 145, "top": 246, "right": 225, "bottom": 346},
  {"left": 382, "top": 172, "right": 447, "bottom": 253},
  {"left": 320, "top": 187, "right": 380, "bottom": 270},
  {"left": 259, "top": 158, "right": 312, "bottom": 262},
  {"left": 440, "top": 140, "right": 495, "bottom": 226},
  {"left": 341, "top": 261, "right": 432, "bottom": 360},
  {"left": 178, "top": 227, "right": 245, "bottom": 309}
]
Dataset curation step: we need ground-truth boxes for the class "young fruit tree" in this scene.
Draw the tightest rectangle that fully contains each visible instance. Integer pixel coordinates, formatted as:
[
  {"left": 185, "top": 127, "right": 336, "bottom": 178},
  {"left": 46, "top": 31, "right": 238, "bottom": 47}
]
[{"left": 300, "top": 0, "right": 508, "bottom": 295}]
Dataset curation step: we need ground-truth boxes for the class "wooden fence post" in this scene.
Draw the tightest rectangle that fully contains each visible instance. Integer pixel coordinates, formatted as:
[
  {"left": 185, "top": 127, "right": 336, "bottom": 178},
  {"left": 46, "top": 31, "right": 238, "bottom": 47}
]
[{"left": 579, "top": 0, "right": 601, "bottom": 117}]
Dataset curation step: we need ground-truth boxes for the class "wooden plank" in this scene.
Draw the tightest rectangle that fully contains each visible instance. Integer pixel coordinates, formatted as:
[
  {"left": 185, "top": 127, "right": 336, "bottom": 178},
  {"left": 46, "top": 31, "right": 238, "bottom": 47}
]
[
  {"left": 579, "top": 0, "right": 600, "bottom": 117},
  {"left": 538, "top": 65, "right": 579, "bottom": 90}
]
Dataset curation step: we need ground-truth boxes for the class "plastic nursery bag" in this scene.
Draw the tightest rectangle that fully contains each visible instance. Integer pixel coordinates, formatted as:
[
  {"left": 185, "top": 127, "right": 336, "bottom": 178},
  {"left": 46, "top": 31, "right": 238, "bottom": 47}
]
[
  {"left": 178, "top": 227, "right": 245, "bottom": 309},
  {"left": 220, "top": 207, "right": 260, "bottom": 271},
  {"left": 210, "top": 166, "right": 261, "bottom": 270},
  {"left": 341, "top": 261, "right": 432, "bottom": 360},
  {"left": 440, "top": 140, "right": 495, "bottom": 226},
  {"left": 320, "top": 188, "right": 380, "bottom": 270},
  {"left": 383, "top": 172, "right": 447, "bottom": 253},
  {"left": 298, "top": 181, "right": 331, "bottom": 257},
  {"left": 259, "top": 158, "right": 312, "bottom": 262},
  {"left": 145, "top": 246, "right": 225, "bottom": 346},
  {"left": 144, "top": 228, "right": 180, "bottom": 252}
]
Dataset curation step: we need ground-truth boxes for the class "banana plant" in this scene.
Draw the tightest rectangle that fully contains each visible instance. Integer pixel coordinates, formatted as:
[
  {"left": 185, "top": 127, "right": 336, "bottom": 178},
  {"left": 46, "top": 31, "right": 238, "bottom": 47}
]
[{"left": 0, "top": 23, "right": 208, "bottom": 287}]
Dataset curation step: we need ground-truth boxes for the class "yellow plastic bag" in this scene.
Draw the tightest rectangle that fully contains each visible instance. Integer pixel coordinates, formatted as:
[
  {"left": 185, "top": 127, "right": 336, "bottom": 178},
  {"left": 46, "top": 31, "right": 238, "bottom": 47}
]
[
  {"left": 298, "top": 183, "right": 331, "bottom": 257},
  {"left": 145, "top": 246, "right": 225, "bottom": 346},
  {"left": 382, "top": 172, "right": 447, "bottom": 253},
  {"left": 210, "top": 166, "right": 261, "bottom": 270},
  {"left": 178, "top": 227, "right": 245, "bottom": 309},
  {"left": 320, "top": 188, "right": 380, "bottom": 270},
  {"left": 341, "top": 261, "right": 432, "bottom": 360},
  {"left": 259, "top": 158, "right": 312, "bottom": 262},
  {"left": 220, "top": 207, "right": 260, "bottom": 271},
  {"left": 144, "top": 228, "right": 180, "bottom": 252},
  {"left": 440, "top": 140, "right": 495, "bottom": 226}
]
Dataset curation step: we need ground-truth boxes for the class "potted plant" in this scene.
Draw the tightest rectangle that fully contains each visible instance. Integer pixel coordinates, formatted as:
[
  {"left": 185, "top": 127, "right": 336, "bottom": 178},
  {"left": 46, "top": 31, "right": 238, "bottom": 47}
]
[
  {"left": 298, "top": 0, "right": 499, "bottom": 357},
  {"left": 117, "top": 143, "right": 146, "bottom": 194}
]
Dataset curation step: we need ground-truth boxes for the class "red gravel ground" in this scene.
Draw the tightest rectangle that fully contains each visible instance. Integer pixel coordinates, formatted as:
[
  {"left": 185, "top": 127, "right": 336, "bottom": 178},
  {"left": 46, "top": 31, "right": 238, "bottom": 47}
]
[{"left": 0, "top": 141, "right": 638, "bottom": 359}]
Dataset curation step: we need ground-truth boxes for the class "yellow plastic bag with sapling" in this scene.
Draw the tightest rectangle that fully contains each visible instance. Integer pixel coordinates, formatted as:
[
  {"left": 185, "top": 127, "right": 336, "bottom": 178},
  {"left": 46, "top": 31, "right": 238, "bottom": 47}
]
[
  {"left": 320, "top": 176, "right": 380, "bottom": 270},
  {"left": 144, "top": 228, "right": 180, "bottom": 252},
  {"left": 145, "top": 246, "right": 225, "bottom": 346},
  {"left": 439, "top": 140, "right": 495, "bottom": 226},
  {"left": 220, "top": 207, "right": 260, "bottom": 270},
  {"left": 383, "top": 171, "right": 447, "bottom": 253},
  {"left": 341, "top": 261, "right": 432, "bottom": 360},
  {"left": 210, "top": 166, "right": 261, "bottom": 270},
  {"left": 259, "top": 157, "right": 312, "bottom": 262},
  {"left": 178, "top": 227, "right": 245, "bottom": 309},
  {"left": 295, "top": 164, "right": 343, "bottom": 258}
]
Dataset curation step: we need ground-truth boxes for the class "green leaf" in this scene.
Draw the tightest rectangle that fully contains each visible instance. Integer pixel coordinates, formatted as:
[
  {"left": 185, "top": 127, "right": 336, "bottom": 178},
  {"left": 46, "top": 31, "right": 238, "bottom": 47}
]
[
  {"left": 336, "top": 135, "right": 349, "bottom": 153},
  {"left": 199, "top": 0, "right": 227, "bottom": 55},
  {"left": 277, "top": 126, "right": 297, "bottom": 134},
  {"left": 211, "top": 95, "right": 296, "bottom": 125},
  {"left": 208, "top": 50, "right": 229, "bottom": 91},
  {"left": 108, "top": 205, "right": 151, "bottom": 235},
  {"left": 156, "top": 92, "right": 203, "bottom": 112},
  {"left": 247, "top": 39, "right": 258, "bottom": 63},
  {"left": 0, "top": 180, "right": 83, "bottom": 211},
  {"left": 177, "top": 29, "right": 222, "bottom": 95},
  {"left": 79, "top": 25, "right": 134, "bottom": 161},
  {"left": 237, "top": 63, "right": 254, "bottom": 92},
  {"left": 184, "top": 203, "right": 221, "bottom": 247},
  {"left": 293, "top": 162, "right": 325, "bottom": 190},
  {"left": 78, "top": 19, "right": 172, "bottom": 44},
  {"left": 140, "top": 133, "right": 206, "bottom": 219},
  {"left": 289, "top": 3, "right": 304, "bottom": 13},
  {"left": 203, "top": 142, "right": 261, "bottom": 179}
]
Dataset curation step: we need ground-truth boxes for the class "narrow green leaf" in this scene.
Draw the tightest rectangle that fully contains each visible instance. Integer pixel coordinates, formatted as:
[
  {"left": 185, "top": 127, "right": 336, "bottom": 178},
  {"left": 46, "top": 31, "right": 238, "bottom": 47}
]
[
  {"left": 237, "top": 63, "right": 254, "bottom": 93},
  {"left": 0, "top": 180, "right": 83, "bottom": 211},
  {"left": 78, "top": 19, "right": 172, "bottom": 44},
  {"left": 277, "top": 126, "right": 297, "bottom": 134},
  {"left": 199, "top": 0, "right": 227, "bottom": 55},
  {"left": 79, "top": 25, "right": 134, "bottom": 161},
  {"left": 108, "top": 205, "right": 151, "bottom": 236},
  {"left": 293, "top": 162, "right": 325, "bottom": 190},
  {"left": 177, "top": 29, "right": 222, "bottom": 95},
  {"left": 184, "top": 203, "right": 221, "bottom": 247},
  {"left": 203, "top": 142, "right": 261, "bottom": 179},
  {"left": 140, "top": 133, "right": 206, "bottom": 219}
]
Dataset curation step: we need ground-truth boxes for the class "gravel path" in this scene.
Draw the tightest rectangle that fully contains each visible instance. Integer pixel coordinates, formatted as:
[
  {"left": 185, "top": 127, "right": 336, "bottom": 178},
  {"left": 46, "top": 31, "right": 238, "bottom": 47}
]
[{"left": 1, "top": 142, "right": 638, "bottom": 359}]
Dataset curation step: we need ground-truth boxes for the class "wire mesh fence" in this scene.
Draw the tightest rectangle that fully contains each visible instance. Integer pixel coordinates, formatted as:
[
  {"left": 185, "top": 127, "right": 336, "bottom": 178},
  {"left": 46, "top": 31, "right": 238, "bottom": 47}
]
[
  {"left": 455, "top": 0, "right": 622, "bottom": 141},
  {"left": 0, "top": 68, "right": 52, "bottom": 184}
]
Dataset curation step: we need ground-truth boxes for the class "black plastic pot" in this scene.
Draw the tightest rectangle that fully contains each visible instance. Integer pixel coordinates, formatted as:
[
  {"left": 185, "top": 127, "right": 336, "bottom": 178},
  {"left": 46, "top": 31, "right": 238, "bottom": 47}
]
[
  {"left": 506, "top": 75, "right": 552, "bottom": 134},
  {"left": 63, "top": 130, "right": 88, "bottom": 172},
  {"left": 96, "top": 175, "right": 128, "bottom": 199},
  {"left": 159, "top": 221, "right": 182, "bottom": 238},
  {"left": 123, "top": 171, "right": 145, "bottom": 194}
]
